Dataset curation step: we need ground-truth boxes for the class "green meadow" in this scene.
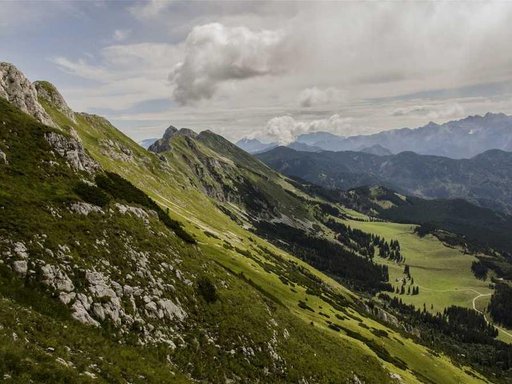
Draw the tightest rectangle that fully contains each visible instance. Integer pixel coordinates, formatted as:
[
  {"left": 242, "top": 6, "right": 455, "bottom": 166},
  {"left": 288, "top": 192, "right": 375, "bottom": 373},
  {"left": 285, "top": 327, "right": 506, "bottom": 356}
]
[{"left": 342, "top": 216, "right": 512, "bottom": 343}]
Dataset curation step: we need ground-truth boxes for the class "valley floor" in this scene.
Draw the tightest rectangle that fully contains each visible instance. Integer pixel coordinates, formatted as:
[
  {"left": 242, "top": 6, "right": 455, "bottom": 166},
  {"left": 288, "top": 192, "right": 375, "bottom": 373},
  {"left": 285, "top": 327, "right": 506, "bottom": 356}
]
[{"left": 343, "top": 215, "right": 512, "bottom": 343}]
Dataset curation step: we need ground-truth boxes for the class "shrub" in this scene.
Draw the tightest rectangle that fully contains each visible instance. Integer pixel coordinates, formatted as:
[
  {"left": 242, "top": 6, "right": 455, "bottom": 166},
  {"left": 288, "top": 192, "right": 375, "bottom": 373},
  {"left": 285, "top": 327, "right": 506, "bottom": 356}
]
[
  {"left": 197, "top": 276, "right": 218, "bottom": 303},
  {"left": 95, "top": 172, "right": 196, "bottom": 244},
  {"left": 73, "top": 181, "right": 110, "bottom": 207}
]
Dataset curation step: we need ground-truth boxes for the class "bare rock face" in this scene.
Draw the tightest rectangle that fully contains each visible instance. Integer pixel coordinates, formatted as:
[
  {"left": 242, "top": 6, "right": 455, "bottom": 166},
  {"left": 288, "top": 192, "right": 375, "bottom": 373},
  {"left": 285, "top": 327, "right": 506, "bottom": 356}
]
[
  {"left": 71, "top": 294, "right": 100, "bottom": 327},
  {"left": 44, "top": 130, "right": 99, "bottom": 174},
  {"left": 0, "top": 62, "right": 56, "bottom": 128},
  {"left": 148, "top": 126, "right": 198, "bottom": 153},
  {"left": 148, "top": 125, "right": 178, "bottom": 153},
  {"left": 34, "top": 80, "right": 76, "bottom": 122}
]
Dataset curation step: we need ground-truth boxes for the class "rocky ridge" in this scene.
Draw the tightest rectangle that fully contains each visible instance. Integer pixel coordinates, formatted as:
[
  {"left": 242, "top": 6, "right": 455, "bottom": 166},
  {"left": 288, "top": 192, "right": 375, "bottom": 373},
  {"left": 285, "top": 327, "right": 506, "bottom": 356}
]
[
  {"left": 0, "top": 62, "right": 56, "bottom": 128},
  {"left": 34, "top": 80, "right": 76, "bottom": 122}
]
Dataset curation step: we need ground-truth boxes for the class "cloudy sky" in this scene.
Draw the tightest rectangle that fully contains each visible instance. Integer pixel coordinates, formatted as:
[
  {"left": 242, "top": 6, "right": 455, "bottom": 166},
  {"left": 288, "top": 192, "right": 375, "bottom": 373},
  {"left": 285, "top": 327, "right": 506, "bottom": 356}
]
[{"left": 2, "top": 0, "right": 512, "bottom": 144}]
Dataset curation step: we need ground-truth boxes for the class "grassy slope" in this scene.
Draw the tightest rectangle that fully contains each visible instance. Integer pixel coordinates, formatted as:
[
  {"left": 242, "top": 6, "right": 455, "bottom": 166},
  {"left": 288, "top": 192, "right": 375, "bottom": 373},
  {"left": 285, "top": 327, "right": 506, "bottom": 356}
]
[
  {"left": 341, "top": 213, "right": 512, "bottom": 343},
  {"left": 0, "top": 97, "right": 401, "bottom": 383},
  {"left": 35, "top": 100, "right": 495, "bottom": 383}
]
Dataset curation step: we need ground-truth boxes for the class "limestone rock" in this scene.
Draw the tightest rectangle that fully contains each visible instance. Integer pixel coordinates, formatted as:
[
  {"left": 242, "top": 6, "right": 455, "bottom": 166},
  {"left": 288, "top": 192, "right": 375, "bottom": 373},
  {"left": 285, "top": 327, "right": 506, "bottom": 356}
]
[
  {"left": 71, "top": 299, "right": 99, "bottom": 327},
  {"left": 0, "top": 62, "right": 56, "bottom": 127},
  {"left": 41, "top": 264, "right": 74, "bottom": 292},
  {"left": 59, "top": 291, "right": 76, "bottom": 305},
  {"left": 158, "top": 299, "right": 187, "bottom": 321},
  {"left": 69, "top": 202, "right": 104, "bottom": 216},
  {"left": 86, "top": 271, "right": 116, "bottom": 298},
  {"left": 13, "top": 242, "right": 28, "bottom": 259},
  {"left": 12, "top": 260, "right": 28, "bottom": 276},
  {"left": 115, "top": 203, "right": 156, "bottom": 224},
  {"left": 44, "top": 130, "right": 99, "bottom": 174},
  {"left": 100, "top": 139, "right": 134, "bottom": 162}
]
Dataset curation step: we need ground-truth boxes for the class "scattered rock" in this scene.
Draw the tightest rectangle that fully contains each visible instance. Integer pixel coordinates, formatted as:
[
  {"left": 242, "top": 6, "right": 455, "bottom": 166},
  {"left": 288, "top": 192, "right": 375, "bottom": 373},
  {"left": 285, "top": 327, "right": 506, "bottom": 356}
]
[
  {"left": 83, "top": 371, "right": 97, "bottom": 379},
  {"left": 100, "top": 139, "right": 134, "bottom": 162},
  {"left": 115, "top": 203, "right": 156, "bottom": 224},
  {"left": 70, "top": 202, "right": 104, "bottom": 216},
  {"left": 44, "top": 130, "right": 99, "bottom": 174},
  {"left": 13, "top": 242, "right": 28, "bottom": 259},
  {"left": 56, "top": 357, "right": 74, "bottom": 368}
]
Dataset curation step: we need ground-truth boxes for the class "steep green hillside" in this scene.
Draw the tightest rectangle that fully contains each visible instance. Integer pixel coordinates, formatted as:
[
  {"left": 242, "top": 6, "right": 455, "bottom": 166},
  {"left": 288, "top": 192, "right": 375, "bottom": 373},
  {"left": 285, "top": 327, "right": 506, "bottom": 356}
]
[
  {"left": 0, "top": 64, "right": 510, "bottom": 383},
  {"left": 40, "top": 82, "right": 501, "bottom": 381},
  {"left": 0, "top": 97, "right": 399, "bottom": 383}
]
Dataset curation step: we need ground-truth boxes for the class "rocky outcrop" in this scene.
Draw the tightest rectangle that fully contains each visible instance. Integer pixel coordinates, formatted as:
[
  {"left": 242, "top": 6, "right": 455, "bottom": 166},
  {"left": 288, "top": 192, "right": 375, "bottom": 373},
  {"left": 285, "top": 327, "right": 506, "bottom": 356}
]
[
  {"left": 148, "top": 126, "right": 198, "bottom": 153},
  {"left": 148, "top": 125, "right": 178, "bottom": 153},
  {"left": 41, "top": 264, "right": 74, "bottom": 292},
  {"left": 34, "top": 80, "right": 76, "bottom": 122},
  {"left": 100, "top": 139, "right": 134, "bottom": 162},
  {"left": 115, "top": 203, "right": 157, "bottom": 225},
  {"left": 44, "top": 130, "right": 99, "bottom": 174},
  {"left": 69, "top": 202, "right": 104, "bottom": 216},
  {"left": 71, "top": 294, "right": 100, "bottom": 327},
  {"left": 0, "top": 62, "right": 56, "bottom": 127}
]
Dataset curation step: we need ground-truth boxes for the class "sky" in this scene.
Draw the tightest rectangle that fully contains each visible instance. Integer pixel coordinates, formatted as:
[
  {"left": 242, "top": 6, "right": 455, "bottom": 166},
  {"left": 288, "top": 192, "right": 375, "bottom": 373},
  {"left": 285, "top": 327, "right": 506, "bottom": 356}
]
[{"left": 2, "top": 0, "right": 512, "bottom": 144}]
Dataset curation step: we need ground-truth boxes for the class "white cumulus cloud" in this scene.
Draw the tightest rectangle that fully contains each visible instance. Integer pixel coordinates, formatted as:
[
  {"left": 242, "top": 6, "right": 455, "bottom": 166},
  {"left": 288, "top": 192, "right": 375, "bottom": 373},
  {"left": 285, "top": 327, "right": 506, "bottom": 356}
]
[
  {"left": 262, "top": 114, "right": 354, "bottom": 144},
  {"left": 169, "top": 23, "right": 286, "bottom": 104}
]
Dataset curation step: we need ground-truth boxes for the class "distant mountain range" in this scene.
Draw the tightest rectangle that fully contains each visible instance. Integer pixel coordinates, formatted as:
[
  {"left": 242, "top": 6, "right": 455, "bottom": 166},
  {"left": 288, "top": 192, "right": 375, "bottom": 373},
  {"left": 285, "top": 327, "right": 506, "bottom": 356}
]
[
  {"left": 257, "top": 146, "right": 512, "bottom": 214},
  {"left": 238, "top": 113, "right": 512, "bottom": 158},
  {"left": 234, "top": 138, "right": 277, "bottom": 154},
  {"left": 138, "top": 137, "right": 158, "bottom": 149}
]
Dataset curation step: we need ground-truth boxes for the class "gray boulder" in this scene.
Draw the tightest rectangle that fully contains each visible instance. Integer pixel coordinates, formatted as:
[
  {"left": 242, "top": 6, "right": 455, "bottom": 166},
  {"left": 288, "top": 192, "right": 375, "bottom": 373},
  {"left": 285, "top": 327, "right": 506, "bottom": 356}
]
[
  {"left": 41, "top": 264, "right": 74, "bottom": 292},
  {"left": 12, "top": 260, "right": 28, "bottom": 276}
]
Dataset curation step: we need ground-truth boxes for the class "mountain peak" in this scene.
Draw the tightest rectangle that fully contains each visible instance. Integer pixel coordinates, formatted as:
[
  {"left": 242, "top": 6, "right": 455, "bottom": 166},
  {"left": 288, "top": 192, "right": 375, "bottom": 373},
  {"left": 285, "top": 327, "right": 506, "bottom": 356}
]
[
  {"left": 0, "top": 62, "right": 56, "bottom": 128},
  {"left": 33, "top": 80, "right": 75, "bottom": 122},
  {"left": 149, "top": 125, "right": 199, "bottom": 153},
  {"left": 235, "top": 137, "right": 278, "bottom": 154},
  {"left": 483, "top": 112, "right": 508, "bottom": 119}
]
